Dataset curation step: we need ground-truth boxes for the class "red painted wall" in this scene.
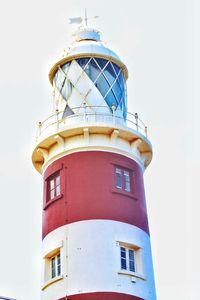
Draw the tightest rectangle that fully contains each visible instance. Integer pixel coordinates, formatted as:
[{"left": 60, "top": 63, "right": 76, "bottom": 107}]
[
  {"left": 42, "top": 151, "right": 149, "bottom": 239},
  {"left": 58, "top": 292, "right": 144, "bottom": 300}
]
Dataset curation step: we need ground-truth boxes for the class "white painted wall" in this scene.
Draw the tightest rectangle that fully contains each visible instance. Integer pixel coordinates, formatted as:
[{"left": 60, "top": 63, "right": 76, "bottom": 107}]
[{"left": 42, "top": 220, "right": 156, "bottom": 300}]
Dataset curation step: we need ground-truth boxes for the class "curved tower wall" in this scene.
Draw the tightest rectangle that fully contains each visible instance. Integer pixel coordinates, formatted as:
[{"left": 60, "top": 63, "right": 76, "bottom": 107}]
[{"left": 32, "top": 26, "right": 156, "bottom": 300}]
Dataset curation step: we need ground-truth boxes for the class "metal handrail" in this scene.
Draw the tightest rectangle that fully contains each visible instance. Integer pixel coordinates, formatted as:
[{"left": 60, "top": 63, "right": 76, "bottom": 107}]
[
  {"left": 0, "top": 297, "right": 17, "bottom": 300},
  {"left": 36, "top": 105, "right": 148, "bottom": 141}
]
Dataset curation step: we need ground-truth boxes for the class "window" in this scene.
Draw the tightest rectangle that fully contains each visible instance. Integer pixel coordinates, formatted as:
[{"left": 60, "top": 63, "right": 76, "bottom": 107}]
[
  {"left": 51, "top": 253, "right": 61, "bottom": 278},
  {"left": 48, "top": 172, "right": 61, "bottom": 201},
  {"left": 115, "top": 167, "right": 131, "bottom": 192},
  {"left": 42, "top": 241, "right": 64, "bottom": 290},
  {"left": 120, "top": 246, "right": 136, "bottom": 272}
]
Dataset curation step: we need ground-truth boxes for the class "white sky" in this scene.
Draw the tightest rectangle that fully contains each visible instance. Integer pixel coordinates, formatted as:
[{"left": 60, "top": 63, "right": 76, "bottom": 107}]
[{"left": 0, "top": 0, "right": 198, "bottom": 299}]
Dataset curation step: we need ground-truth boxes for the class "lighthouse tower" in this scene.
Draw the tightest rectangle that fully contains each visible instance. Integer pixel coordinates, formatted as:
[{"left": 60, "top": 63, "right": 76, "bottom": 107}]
[{"left": 32, "top": 24, "right": 156, "bottom": 300}]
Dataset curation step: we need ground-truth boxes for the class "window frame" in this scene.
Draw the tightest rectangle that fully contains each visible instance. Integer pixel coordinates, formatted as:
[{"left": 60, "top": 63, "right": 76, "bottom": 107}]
[
  {"left": 51, "top": 252, "right": 61, "bottom": 279},
  {"left": 42, "top": 241, "right": 64, "bottom": 291},
  {"left": 117, "top": 241, "right": 145, "bottom": 281},
  {"left": 44, "top": 167, "right": 63, "bottom": 209},
  {"left": 120, "top": 246, "right": 136, "bottom": 273},
  {"left": 114, "top": 166, "right": 132, "bottom": 193},
  {"left": 48, "top": 172, "right": 61, "bottom": 201}
]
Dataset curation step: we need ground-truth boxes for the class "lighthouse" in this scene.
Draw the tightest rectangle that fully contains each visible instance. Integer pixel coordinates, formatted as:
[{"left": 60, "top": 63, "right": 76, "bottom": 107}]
[{"left": 32, "top": 22, "right": 156, "bottom": 300}]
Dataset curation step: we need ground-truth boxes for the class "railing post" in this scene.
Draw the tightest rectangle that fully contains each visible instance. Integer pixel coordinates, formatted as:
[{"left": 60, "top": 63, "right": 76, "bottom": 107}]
[
  {"left": 135, "top": 113, "right": 139, "bottom": 131},
  {"left": 36, "top": 121, "right": 42, "bottom": 141},
  {"left": 56, "top": 109, "right": 59, "bottom": 131},
  {"left": 112, "top": 104, "right": 116, "bottom": 126},
  {"left": 145, "top": 126, "right": 148, "bottom": 138},
  {"left": 83, "top": 101, "right": 87, "bottom": 122}
]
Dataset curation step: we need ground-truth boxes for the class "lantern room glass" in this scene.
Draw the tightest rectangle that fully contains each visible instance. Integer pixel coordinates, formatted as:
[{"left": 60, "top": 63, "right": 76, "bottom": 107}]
[{"left": 53, "top": 57, "right": 127, "bottom": 119}]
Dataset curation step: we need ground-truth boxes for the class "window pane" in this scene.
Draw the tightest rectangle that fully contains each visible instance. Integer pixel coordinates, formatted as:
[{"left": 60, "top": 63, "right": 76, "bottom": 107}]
[
  {"left": 51, "top": 257, "right": 56, "bottom": 278},
  {"left": 112, "top": 80, "right": 123, "bottom": 103},
  {"left": 77, "top": 57, "right": 90, "bottom": 69},
  {"left": 95, "top": 73, "right": 110, "bottom": 97},
  {"left": 121, "top": 258, "right": 127, "bottom": 270},
  {"left": 57, "top": 254, "right": 61, "bottom": 276},
  {"left": 104, "top": 89, "right": 118, "bottom": 108},
  {"left": 120, "top": 247, "right": 126, "bottom": 258},
  {"left": 112, "top": 62, "right": 120, "bottom": 76},
  {"left": 95, "top": 58, "right": 108, "bottom": 70},
  {"left": 55, "top": 70, "right": 65, "bottom": 92},
  {"left": 61, "top": 80, "right": 72, "bottom": 101},
  {"left": 124, "top": 170, "right": 131, "bottom": 192},
  {"left": 103, "top": 62, "right": 116, "bottom": 85},
  {"left": 56, "top": 185, "right": 60, "bottom": 196},
  {"left": 56, "top": 175, "right": 60, "bottom": 186},
  {"left": 50, "top": 179, "right": 54, "bottom": 190},
  {"left": 62, "top": 62, "right": 70, "bottom": 74},
  {"left": 50, "top": 189, "right": 54, "bottom": 200},
  {"left": 120, "top": 247, "right": 127, "bottom": 270},
  {"left": 116, "top": 168, "right": 122, "bottom": 189},
  {"left": 129, "top": 249, "right": 135, "bottom": 272}
]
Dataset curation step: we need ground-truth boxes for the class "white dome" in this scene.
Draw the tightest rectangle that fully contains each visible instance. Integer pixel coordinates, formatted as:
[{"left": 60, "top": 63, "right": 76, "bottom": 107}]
[
  {"left": 66, "top": 27, "right": 122, "bottom": 63},
  {"left": 49, "top": 26, "right": 128, "bottom": 83}
]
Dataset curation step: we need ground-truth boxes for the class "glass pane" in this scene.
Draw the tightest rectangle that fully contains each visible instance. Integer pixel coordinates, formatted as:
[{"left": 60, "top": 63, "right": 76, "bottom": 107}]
[
  {"left": 121, "top": 258, "right": 127, "bottom": 270},
  {"left": 104, "top": 89, "right": 118, "bottom": 108},
  {"left": 95, "top": 73, "right": 110, "bottom": 97},
  {"left": 116, "top": 168, "right": 122, "bottom": 189},
  {"left": 57, "top": 253, "right": 60, "bottom": 264},
  {"left": 56, "top": 175, "right": 60, "bottom": 186},
  {"left": 53, "top": 72, "right": 58, "bottom": 83},
  {"left": 120, "top": 247, "right": 126, "bottom": 258},
  {"left": 57, "top": 265, "right": 61, "bottom": 276},
  {"left": 55, "top": 70, "right": 65, "bottom": 92},
  {"left": 87, "top": 58, "right": 101, "bottom": 82},
  {"left": 129, "top": 249, "right": 135, "bottom": 272},
  {"left": 103, "top": 62, "right": 116, "bottom": 85},
  {"left": 56, "top": 185, "right": 60, "bottom": 196},
  {"left": 63, "top": 104, "right": 74, "bottom": 118},
  {"left": 50, "top": 179, "right": 54, "bottom": 190},
  {"left": 112, "top": 80, "right": 123, "bottom": 103},
  {"left": 50, "top": 189, "right": 54, "bottom": 200},
  {"left": 62, "top": 62, "right": 70, "bottom": 74},
  {"left": 77, "top": 58, "right": 90, "bottom": 69},
  {"left": 129, "top": 249, "right": 134, "bottom": 260},
  {"left": 117, "top": 71, "right": 125, "bottom": 92},
  {"left": 57, "top": 254, "right": 61, "bottom": 276},
  {"left": 124, "top": 171, "right": 131, "bottom": 192},
  {"left": 61, "top": 80, "right": 72, "bottom": 101},
  {"left": 129, "top": 260, "right": 135, "bottom": 272},
  {"left": 112, "top": 62, "right": 120, "bottom": 76},
  {"left": 51, "top": 257, "right": 56, "bottom": 278},
  {"left": 95, "top": 58, "right": 108, "bottom": 70}
]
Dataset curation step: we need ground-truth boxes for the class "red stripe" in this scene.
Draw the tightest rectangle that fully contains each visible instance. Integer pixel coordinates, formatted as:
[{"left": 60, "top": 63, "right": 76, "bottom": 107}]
[
  {"left": 58, "top": 292, "right": 144, "bottom": 300},
  {"left": 42, "top": 151, "right": 149, "bottom": 239}
]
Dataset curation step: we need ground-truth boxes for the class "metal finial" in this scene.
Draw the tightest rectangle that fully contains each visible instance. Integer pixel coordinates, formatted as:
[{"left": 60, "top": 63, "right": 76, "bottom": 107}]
[{"left": 85, "top": 8, "right": 88, "bottom": 26}]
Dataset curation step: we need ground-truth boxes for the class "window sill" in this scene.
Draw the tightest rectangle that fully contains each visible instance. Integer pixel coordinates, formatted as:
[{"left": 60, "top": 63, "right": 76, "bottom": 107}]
[
  {"left": 44, "top": 194, "right": 63, "bottom": 210},
  {"left": 41, "top": 275, "right": 64, "bottom": 290},
  {"left": 111, "top": 189, "right": 137, "bottom": 200},
  {"left": 118, "top": 270, "right": 146, "bottom": 281}
]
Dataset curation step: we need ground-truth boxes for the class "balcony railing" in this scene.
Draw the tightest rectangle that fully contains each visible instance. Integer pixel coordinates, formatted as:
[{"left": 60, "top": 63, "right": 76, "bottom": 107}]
[{"left": 36, "top": 105, "right": 148, "bottom": 141}]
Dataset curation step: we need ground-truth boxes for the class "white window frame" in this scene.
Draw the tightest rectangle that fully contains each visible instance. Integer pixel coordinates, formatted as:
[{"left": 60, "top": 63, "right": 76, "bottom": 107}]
[
  {"left": 117, "top": 241, "right": 145, "bottom": 281},
  {"left": 42, "top": 241, "right": 64, "bottom": 291},
  {"left": 120, "top": 246, "right": 136, "bottom": 273},
  {"left": 51, "top": 252, "right": 61, "bottom": 279}
]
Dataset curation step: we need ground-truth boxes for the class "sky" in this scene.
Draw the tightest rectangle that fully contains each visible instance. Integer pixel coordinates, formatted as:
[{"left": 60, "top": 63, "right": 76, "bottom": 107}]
[{"left": 0, "top": 0, "right": 198, "bottom": 299}]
